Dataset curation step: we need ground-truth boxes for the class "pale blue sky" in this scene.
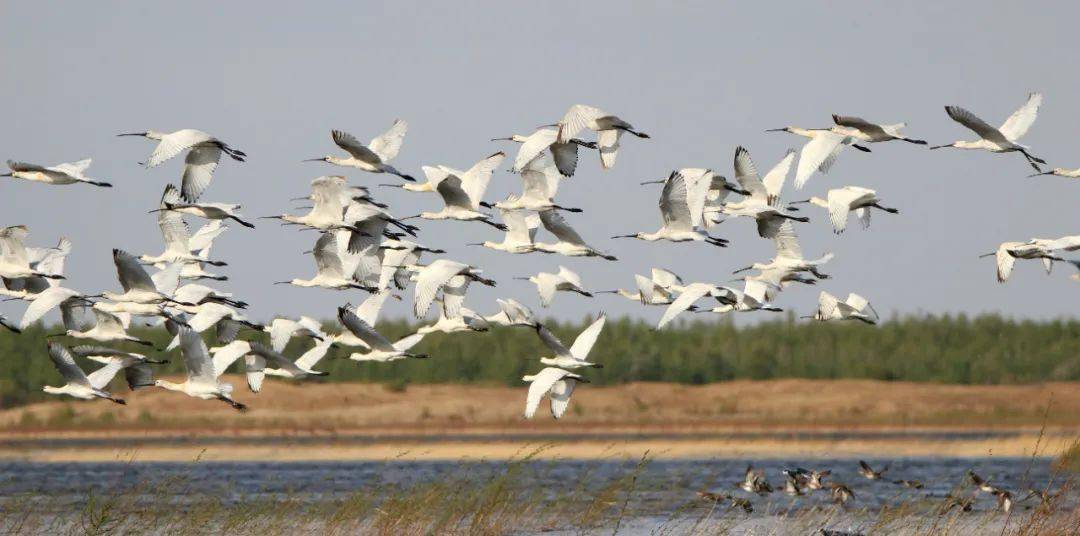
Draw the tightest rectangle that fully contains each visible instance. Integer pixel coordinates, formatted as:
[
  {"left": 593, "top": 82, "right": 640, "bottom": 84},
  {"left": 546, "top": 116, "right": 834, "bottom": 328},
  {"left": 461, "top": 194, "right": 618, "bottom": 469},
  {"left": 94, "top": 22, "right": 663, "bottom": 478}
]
[{"left": 1, "top": 1, "right": 1076, "bottom": 324}]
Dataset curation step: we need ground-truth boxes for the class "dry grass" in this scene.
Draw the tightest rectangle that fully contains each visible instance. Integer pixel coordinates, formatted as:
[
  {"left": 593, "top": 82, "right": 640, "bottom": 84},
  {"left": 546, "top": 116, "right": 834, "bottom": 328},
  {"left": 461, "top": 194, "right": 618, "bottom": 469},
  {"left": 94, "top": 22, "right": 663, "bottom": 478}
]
[
  {"left": 3, "top": 379, "right": 1079, "bottom": 461},
  {"left": 4, "top": 378, "right": 1080, "bottom": 432}
]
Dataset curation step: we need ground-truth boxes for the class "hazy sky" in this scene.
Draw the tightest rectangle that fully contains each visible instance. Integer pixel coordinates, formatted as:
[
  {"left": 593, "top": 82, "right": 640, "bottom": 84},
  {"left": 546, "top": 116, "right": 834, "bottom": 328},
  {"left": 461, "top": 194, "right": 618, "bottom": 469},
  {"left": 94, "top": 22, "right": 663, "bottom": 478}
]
[{"left": 1, "top": 1, "right": 1076, "bottom": 326}]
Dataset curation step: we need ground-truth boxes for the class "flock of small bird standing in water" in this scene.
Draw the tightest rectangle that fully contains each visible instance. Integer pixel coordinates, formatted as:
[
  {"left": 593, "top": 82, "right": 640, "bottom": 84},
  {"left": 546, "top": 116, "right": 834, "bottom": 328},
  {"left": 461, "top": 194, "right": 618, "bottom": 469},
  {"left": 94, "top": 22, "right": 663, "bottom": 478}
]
[
  {"left": 698, "top": 462, "right": 1065, "bottom": 519},
  {"left": 0, "top": 97, "right": 1075, "bottom": 515}
]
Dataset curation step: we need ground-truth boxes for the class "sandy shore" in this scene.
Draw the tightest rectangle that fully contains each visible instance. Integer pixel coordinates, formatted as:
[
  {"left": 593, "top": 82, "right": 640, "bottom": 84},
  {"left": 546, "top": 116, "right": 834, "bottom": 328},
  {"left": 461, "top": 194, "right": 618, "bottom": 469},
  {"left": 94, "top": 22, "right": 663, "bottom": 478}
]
[{"left": 2, "top": 379, "right": 1077, "bottom": 461}]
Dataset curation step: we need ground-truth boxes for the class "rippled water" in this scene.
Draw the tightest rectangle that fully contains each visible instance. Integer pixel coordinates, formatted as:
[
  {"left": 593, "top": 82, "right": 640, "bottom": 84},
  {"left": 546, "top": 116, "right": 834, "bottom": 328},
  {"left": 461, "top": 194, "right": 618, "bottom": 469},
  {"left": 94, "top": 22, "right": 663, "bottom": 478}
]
[{"left": 0, "top": 456, "right": 1068, "bottom": 515}]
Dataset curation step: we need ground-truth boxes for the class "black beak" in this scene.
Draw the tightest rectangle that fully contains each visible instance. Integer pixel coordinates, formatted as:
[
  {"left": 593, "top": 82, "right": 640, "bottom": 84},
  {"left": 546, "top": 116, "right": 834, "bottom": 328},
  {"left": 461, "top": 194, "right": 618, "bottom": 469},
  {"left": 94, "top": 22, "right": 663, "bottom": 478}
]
[
  {"left": 764, "top": 128, "right": 787, "bottom": 133},
  {"left": 302, "top": 158, "right": 324, "bottom": 162},
  {"left": 490, "top": 137, "right": 513, "bottom": 141},
  {"left": 116, "top": 132, "right": 147, "bottom": 137}
]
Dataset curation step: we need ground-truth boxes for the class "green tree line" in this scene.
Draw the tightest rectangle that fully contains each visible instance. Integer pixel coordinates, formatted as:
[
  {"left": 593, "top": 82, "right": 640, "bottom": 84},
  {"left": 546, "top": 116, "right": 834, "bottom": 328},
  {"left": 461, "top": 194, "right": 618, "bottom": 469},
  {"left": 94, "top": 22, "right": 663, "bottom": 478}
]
[{"left": 1, "top": 313, "right": 1078, "bottom": 407}]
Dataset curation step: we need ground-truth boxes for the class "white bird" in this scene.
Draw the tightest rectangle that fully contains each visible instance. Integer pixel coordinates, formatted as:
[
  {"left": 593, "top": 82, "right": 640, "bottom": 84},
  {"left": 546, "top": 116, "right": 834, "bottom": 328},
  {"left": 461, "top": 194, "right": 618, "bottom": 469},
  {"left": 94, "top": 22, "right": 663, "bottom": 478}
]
[
  {"left": 141, "top": 185, "right": 231, "bottom": 266},
  {"left": 154, "top": 324, "right": 246, "bottom": 410},
  {"left": 483, "top": 298, "right": 538, "bottom": 327},
  {"left": 17, "top": 286, "right": 100, "bottom": 330},
  {"left": 211, "top": 340, "right": 330, "bottom": 392},
  {"left": 931, "top": 93, "right": 1046, "bottom": 170},
  {"left": 265, "top": 316, "right": 327, "bottom": 352},
  {"left": 42, "top": 343, "right": 127, "bottom": 404},
  {"left": 1029, "top": 167, "right": 1080, "bottom": 179},
  {"left": 719, "top": 147, "right": 807, "bottom": 239},
  {"left": 732, "top": 221, "right": 833, "bottom": 280},
  {"left": 59, "top": 306, "right": 154, "bottom": 347},
  {"left": 809, "top": 291, "right": 879, "bottom": 324},
  {"left": 552, "top": 104, "right": 650, "bottom": 169},
  {"left": 596, "top": 268, "right": 686, "bottom": 305},
  {"left": 829, "top": 115, "right": 927, "bottom": 145},
  {"left": 790, "top": 186, "right": 900, "bottom": 234},
  {"left": 523, "top": 367, "right": 589, "bottom": 419},
  {"left": 693, "top": 278, "right": 783, "bottom": 316},
  {"left": 641, "top": 168, "right": 749, "bottom": 227},
  {"left": 410, "top": 152, "right": 507, "bottom": 230},
  {"left": 3, "top": 159, "right": 111, "bottom": 188},
  {"left": 533, "top": 313, "right": 606, "bottom": 369},
  {"left": 164, "top": 302, "right": 262, "bottom": 352},
  {"left": 492, "top": 127, "right": 597, "bottom": 177},
  {"left": 0, "top": 226, "right": 67, "bottom": 281},
  {"left": 417, "top": 301, "right": 490, "bottom": 335},
  {"left": 468, "top": 208, "right": 540, "bottom": 254},
  {"left": 118, "top": 129, "right": 245, "bottom": 202},
  {"left": 655, "top": 282, "right": 738, "bottom": 329},
  {"left": 305, "top": 122, "right": 415, "bottom": 181},
  {"left": 612, "top": 170, "right": 729, "bottom": 246},
  {"left": 263, "top": 176, "right": 352, "bottom": 230},
  {"left": 69, "top": 346, "right": 167, "bottom": 391},
  {"left": 516, "top": 266, "right": 593, "bottom": 308},
  {"left": 377, "top": 240, "right": 446, "bottom": 290},
  {"left": 331, "top": 291, "right": 398, "bottom": 347},
  {"left": 100, "top": 250, "right": 185, "bottom": 314},
  {"left": 1, "top": 237, "right": 72, "bottom": 299},
  {"left": 410, "top": 259, "right": 496, "bottom": 319},
  {"left": 979, "top": 241, "right": 1064, "bottom": 283},
  {"left": 338, "top": 306, "right": 428, "bottom": 362},
  {"left": 152, "top": 197, "right": 256, "bottom": 229},
  {"left": 154, "top": 221, "right": 229, "bottom": 281},
  {"left": 765, "top": 127, "right": 868, "bottom": 189},
  {"left": 534, "top": 210, "right": 617, "bottom": 261},
  {"left": 275, "top": 232, "right": 378, "bottom": 291},
  {"left": 492, "top": 153, "right": 581, "bottom": 213}
]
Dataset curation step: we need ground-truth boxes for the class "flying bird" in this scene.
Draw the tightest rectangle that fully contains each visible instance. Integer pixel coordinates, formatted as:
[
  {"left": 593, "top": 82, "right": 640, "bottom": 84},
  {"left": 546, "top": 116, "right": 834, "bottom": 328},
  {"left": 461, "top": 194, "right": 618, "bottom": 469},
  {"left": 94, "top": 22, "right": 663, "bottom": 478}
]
[
  {"left": 41, "top": 343, "right": 127, "bottom": 404},
  {"left": 3, "top": 159, "right": 111, "bottom": 188},
  {"left": 552, "top": 104, "right": 649, "bottom": 169},
  {"left": 612, "top": 170, "right": 729, "bottom": 246},
  {"left": 534, "top": 210, "right": 617, "bottom": 260},
  {"left": 118, "top": 129, "right": 246, "bottom": 201},
  {"left": 517, "top": 266, "right": 593, "bottom": 308},
  {"left": 306, "top": 122, "right": 415, "bottom": 181},
  {"left": 931, "top": 93, "right": 1045, "bottom": 170},
  {"left": 522, "top": 366, "right": 589, "bottom": 419},
  {"left": 532, "top": 313, "right": 606, "bottom": 369},
  {"left": 790, "top": 186, "right": 900, "bottom": 234},
  {"left": 492, "top": 127, "right": 597, "bottom": 177},
  {"left": 830, "top": 115, "right": 927, "bottom": 144},
  {"left": 766, "top": 127, "right": 868, "bottom": 189}
]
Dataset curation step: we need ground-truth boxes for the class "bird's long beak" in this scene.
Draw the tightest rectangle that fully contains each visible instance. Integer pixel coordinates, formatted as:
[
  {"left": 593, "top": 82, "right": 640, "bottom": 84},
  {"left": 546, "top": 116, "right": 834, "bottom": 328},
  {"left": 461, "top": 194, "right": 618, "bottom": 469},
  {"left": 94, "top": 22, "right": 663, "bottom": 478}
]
[
  {"left": 594, "top": 290, "right": 618, "bottom": 294},
  {"left": 116, "top": 132, "right": 147, "bottom": 137},
  {"left": 301, "top": 158, "right": 324, "bottom": 162},
  {"left": 928, "top": 144, "right": 950, "bottom": 150},
  {"left": 259, "top": 215, "right": 284, "bottom": 220},
  {"left": 465, "top": 242, "right": 484, "bottom": 247},
  {"left": 764, "top": 128, "right": 788, "bottom": 132},
  {"left": 289, "top": 196, "right": 310, "bottom": 202},
  {"left": 399, "top": 214, "right": 421, "bottom": 221},
  {"left": 273, "top": 281, "right": 291, "bottom": 285},
  {"left": 789, "top": 199, "right": 810, "bottom": 205},
  {"left": 1027, "top": 171, "right": 1053, "bottom": 178},
  {"left": 639, "top": 179, "right": 665, "bottom": 185},
  {"left": 512, "top": 277, "right": 531, "bottom": 281},
  {"left": 0, "top": 172, "right": 11, "bottom": 177},
  {"left": 611, "top": 234, "right": 635, "bottom": 239},
  {"left": 536, "top": 123, "right": 559, "bottom": 129},
  {"left": 977, "top": 252, "right": 996, "bottom": 258},
  {"left": 490, "top": 137, "right": 513, "bottom": 141},
  {"left": 732, "top": 266, "right": 752, "bottom": 274}
]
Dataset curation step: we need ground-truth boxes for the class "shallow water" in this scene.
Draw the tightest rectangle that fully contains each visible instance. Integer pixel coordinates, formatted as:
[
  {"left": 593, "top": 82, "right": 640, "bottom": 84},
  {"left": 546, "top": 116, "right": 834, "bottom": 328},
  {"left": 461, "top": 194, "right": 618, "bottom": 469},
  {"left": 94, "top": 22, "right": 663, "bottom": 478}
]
[{"left": 0, "top": 456, "right": 1067, "bottom": 514}]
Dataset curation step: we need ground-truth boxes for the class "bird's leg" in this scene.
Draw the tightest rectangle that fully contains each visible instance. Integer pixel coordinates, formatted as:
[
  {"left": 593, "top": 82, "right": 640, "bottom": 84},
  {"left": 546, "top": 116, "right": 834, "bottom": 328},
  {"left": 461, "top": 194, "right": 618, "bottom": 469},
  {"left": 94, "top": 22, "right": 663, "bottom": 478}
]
[{"left": 871, "top": 203, "right": 900, "bottom": 214}]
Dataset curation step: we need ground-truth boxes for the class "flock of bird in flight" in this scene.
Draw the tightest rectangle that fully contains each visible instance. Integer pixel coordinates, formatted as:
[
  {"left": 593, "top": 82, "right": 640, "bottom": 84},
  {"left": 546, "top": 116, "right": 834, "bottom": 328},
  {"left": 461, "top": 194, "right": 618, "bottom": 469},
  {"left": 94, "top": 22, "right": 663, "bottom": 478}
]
[{"left": 0, "top": 96, "right": 1076, "bottom": 417}]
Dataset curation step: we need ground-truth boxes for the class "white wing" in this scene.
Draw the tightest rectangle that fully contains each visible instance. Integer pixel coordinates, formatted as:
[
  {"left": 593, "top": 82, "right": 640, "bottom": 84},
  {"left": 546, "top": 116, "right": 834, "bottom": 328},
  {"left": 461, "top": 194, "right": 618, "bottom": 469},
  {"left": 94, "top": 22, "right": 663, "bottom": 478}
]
[
  {"left": 19, "top": 287, "right": 80, "bottom": 329},
  {"left": 181, "top": 145, "right": 223, "bottom": 202},
  {"left": 211, "top": 341, "right": 252, "bottom": 377},
  {"left": 513, "top": 129, "right": 557, "bottom": 172},
  {"left": 179, "top": 325, "right": 218, "bottom": 384},
  {"left": 413, "top": 260, "right": 467, "bottom": 318},
  {"left": 794, "top": 132, "right": 848, "bottom": 190},
  {"left": 357, "top": 290, "right": 394, "bottom": 325},
  {"left": 733, "top": 146, "right": 767, "bottom": 200},
  {"left": 147, "top": 130, "right": 212, "bottom": 168},
  {"left": 461, "top": 152, "right": 505, "bottom": 208},
  {"left": 827, "top": 188, "right": 860, "bottom": 233},
  {"left": 568, "top": 314, "right": 606, "bottom": 360},
  {"left": 998, "top": 93, "right": 1042, "bottom": 142},
  {"left": 524, "top": 367, "right": 572, "bottom": 418},
  {"left": 549, "top": 379, "right": 577, "bottom": 419},
  {"left": 597, "top": 129, "right": 621, "bottom": 169},
  {"left": 368, "top": 120, "right": 408, "bottom": 163},
  {"left": 657, "top": 283, "right": 713, "bottom": 329},
  {"left": 294, "top": 340, "right": 334, "bottom": 371},
  {"left": 557, "top": 105, "right": 605, "bottom": 143},
  {"left": 762, "top": 149, "right": 796, "bottom": 202}
]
